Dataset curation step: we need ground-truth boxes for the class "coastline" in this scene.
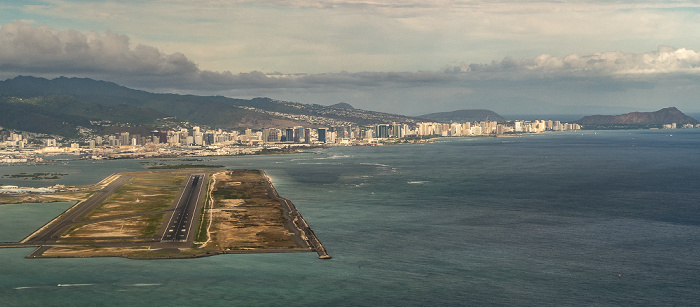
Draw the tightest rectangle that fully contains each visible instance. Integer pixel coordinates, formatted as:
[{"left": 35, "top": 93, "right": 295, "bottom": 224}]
[{"left": 262, "top": 171, "right": 331, "bottom": 259}]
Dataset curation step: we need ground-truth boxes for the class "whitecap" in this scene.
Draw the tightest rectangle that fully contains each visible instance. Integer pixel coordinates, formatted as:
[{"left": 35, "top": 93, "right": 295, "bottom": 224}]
[
  {"left": 407, "top": 181, "right": 429, "bottom": 184},
  {"left": 360, "top": 162, "right": 389, "bottom": 167}
]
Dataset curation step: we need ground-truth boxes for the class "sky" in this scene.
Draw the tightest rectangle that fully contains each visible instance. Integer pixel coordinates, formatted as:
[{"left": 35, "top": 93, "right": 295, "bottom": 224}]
[{"left": 1, "top": 0, "right": 700, "bottom": 116}]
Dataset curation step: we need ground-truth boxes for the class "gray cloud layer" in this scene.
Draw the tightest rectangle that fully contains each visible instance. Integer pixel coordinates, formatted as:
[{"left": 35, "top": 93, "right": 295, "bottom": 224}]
[
  {"left": 2, "top": 21, "right": 699, "bottom": 91},
  {"left": 0, "top": 22, "right": 198, "bottom": 75},
  {"left": 2, "top": 21, "right": 700, "bottom": 115}
]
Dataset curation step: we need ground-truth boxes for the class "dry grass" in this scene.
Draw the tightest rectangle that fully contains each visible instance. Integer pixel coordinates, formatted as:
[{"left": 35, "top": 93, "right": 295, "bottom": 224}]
[
  {"left": 63, "top": 213, "right": 166, "bottom": 240},
  {"left": 205, "top": 170, "right": 301, "bottom": 251},
  {"left": 85, "top": 173, "right": 182, "bottom": 219}
]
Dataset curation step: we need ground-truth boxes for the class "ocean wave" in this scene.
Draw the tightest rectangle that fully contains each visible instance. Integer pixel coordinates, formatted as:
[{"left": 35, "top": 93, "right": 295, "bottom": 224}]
[
  {"left": 296, "top": 162, "right": 341, "bottom": 165},
  {"left": 360, "top": 162, "right": 389, "bottom": 167},
  {"left": 407, "top": 181, "right": 429, "bottom": 184},
  {"left": 315, "top": 154, "right": 352, "bottom": 160}
]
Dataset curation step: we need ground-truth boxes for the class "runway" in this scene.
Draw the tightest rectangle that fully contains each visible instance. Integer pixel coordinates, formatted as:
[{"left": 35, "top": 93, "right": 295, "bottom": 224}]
[{"left": 161, "top": 174, "right": 205, "bottom": 242}]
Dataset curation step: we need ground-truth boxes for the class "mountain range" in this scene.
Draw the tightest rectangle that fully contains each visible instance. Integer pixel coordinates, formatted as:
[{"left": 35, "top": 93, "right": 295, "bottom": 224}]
[
  {"left": 2, "top": 76, "right": 696, "bottom": 139},
  {"left": 0, "top": 76, "right": 423, "bottom": 138}
]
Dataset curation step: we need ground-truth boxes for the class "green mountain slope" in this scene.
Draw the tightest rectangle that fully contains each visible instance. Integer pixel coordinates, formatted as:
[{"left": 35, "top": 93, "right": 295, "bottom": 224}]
[
  {"left": 0, "top": 76, "right": 422, "bottom": 138},
  {"left": 419, "top": 109, "right": 505, "bottom": 123}
]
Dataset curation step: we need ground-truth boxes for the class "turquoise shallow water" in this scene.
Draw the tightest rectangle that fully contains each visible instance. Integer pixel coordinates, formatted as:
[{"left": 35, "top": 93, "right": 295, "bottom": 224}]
[
  {"left": 0, "top": 202, "right": 74, "bottom": 243},
  {"left": 1, "top": 129, "right": 700, "bottom": 306}
]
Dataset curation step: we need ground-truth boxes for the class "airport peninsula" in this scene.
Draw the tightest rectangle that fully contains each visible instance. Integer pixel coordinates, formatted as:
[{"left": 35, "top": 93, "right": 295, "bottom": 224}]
[{"left": 0, "top": 169, "right": 330, "bottom": 260}]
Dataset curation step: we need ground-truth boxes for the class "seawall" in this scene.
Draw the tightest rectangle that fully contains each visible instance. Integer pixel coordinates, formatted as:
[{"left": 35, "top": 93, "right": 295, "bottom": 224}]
[{"left": 262, "top": 171, "right": 331, "bottom": 259}]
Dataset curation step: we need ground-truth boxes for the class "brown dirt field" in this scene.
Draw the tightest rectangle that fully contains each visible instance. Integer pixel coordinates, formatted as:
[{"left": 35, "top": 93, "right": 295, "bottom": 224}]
[
  {"left": 204, "top": 170, "right": 302, "bottom": 251},
  {"left": 63, "top": 215, "right": 160, "bottom": 238}
]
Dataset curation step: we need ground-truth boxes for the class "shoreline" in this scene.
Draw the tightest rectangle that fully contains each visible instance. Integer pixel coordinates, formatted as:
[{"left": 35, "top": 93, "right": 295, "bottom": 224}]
[{"left": 262, "top": 171, "right": 331, "bottom": 259}]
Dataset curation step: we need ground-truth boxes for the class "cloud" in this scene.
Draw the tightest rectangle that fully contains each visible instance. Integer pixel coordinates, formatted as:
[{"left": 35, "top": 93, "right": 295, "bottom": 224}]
[
  {"left": 2, "top": 21, "right": 700, "bottom": 98},
  {"left": 0, "top": 21, "right": 198, "bottom": 75},
  {"left": 13, "top": 0, "right": 700, "bottom": 74},
  {"left": 445, "top": 46, "right": 700, "bottom": 78}
]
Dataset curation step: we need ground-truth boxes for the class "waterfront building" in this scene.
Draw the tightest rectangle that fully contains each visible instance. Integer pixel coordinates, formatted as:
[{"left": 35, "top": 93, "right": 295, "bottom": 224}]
[
  {"left": 317, "top": 128, "right": 327, "bottom": 143},
  {"left": 376, "top": 124, "right": 390, "bottom": 138},
  {"left": 42, "top": 138, "right": 57, "bottom": 147},
  {"left": 450, "top": 123, "right": 462, "bottom": 136},
  {"left": 470, "top": 126, "right": 482, "bottom": 135},
  {"left": 108, "top": 135, "right": 119, "bottom": 146},
  {"left": 150, "top": 130, "right": 160, "bottom": 143},
  {"left": 304, "top": 128, "right": 311, "bottom": 143},
  {"left": 294, "top": 126, "right": 304, "bottom": 143},
  {"left": 392, "top": 123, "right": 404, "bottom": 138},
  {"left": 120, "top": 132, "right": 130, "bottom": 146},
  {"left": 263, "top": 128, "right": 281, "bottom": 143},
  {"left": 204, "top": 132, "right": 215, "bottom": 145},
  {"left": 285, "top": 128, "right": 294, "bottom": 143},
  {"left": 168, "top": 131, "right": 180, "bottom": 145},
  {"left": 514, "top": 121, "right": 523, "bottom": 132}
]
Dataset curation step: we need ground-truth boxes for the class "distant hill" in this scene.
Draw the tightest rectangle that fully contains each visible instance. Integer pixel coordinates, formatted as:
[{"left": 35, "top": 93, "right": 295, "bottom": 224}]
[
  {"left": 419, "top": 109, "right": 505, "bottom": 123},
  {"left": 0, "top": 76, "right": 421, "bottom": 138},
  {"left": 575, "top": 107, "right": 699, "bottom": 128},
  {"left": 329, "top": 102, "right": 354, "bottom": 109}
]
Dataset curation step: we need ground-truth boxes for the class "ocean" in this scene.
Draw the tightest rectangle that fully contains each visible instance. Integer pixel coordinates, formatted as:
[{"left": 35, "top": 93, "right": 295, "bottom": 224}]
[{"left": 1, "top": 129, "right": 699, "bottom": 306}]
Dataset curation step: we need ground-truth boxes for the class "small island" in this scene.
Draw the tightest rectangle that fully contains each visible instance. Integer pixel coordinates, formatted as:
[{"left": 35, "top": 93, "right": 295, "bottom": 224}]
[{"left": 0, "top": 169, "right": 330, "bottom": 260}]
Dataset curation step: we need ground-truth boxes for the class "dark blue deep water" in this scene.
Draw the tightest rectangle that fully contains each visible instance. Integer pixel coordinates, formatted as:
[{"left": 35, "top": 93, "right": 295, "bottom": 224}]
[{"left": 1, "top": 129, "right": 699, "bottom": 306}]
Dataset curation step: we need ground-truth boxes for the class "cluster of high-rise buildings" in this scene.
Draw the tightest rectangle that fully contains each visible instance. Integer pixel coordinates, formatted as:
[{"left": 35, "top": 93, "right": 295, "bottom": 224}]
[
  {"left": 415, "top": 120, "right": 581, "bottom": 137},
  {"left": 4, "top": 117, "right": 700, "bottom": 162},
  {"left": 0, "top": 132, "right": 28, "bottom": 148},
  {"left": 2, "top": 120, "right": 584, "bottom": 154}
]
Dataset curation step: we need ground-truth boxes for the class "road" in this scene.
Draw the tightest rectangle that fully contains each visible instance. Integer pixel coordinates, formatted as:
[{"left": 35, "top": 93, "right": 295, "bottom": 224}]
[{"left": 161, "top": 174, "right": 205, "bottom": 242}]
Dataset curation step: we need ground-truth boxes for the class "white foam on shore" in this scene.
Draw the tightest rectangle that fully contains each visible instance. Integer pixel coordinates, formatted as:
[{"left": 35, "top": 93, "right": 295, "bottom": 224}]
[{"left": 57, "top": 283, "right": 94, "bottom": 287}]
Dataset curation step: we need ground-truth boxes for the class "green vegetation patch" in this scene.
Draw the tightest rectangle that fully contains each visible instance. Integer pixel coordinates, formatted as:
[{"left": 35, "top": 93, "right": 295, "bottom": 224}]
[
  {"left": 212, "top": 189, "right": 249, "bottom": 200},
  {"left": 142, "top": 213, "right": 167, "bottom": 237}
]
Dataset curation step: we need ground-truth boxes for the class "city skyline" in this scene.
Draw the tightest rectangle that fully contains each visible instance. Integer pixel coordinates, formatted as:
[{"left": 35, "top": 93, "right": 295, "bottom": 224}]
[
  {"left": 1, "top": 118, "right": 587, "bottom": 163},
  {"left": 1, "top": 1, "right": 700, "bottom": 115}
]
